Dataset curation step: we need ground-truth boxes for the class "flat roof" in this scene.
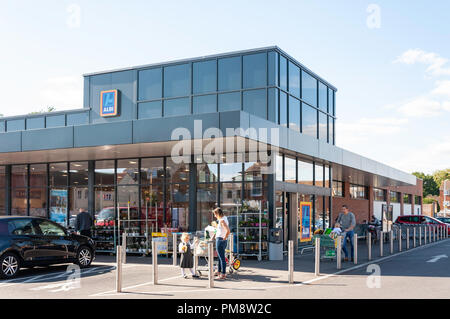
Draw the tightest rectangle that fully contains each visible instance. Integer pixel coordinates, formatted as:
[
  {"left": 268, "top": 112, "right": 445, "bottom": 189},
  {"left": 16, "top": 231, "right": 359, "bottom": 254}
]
[{"left": 83, "top": 46, "right": 338, "bottom": 91}]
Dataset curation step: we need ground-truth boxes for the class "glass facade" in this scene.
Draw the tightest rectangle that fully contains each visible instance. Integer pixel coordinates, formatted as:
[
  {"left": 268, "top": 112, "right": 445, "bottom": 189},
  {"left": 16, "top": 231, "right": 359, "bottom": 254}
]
[{"left": 134, "top": 49, "right": 336, "bottom": 144}]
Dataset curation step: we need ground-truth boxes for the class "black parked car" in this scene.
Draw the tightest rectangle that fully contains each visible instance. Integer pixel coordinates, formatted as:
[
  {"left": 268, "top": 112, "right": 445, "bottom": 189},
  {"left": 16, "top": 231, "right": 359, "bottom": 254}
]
[{"left": 0, "top": 216, "right": 95, "bottom": 279}]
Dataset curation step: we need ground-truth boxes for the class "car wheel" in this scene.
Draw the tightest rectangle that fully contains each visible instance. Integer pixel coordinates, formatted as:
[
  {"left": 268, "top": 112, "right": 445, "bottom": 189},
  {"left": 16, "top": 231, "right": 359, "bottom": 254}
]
[
  {"left": 0, "top": 253, "right": 20, "bottom": 279},
  {"left": 75, "top": 246, "right": 93, "bottom": 268}
]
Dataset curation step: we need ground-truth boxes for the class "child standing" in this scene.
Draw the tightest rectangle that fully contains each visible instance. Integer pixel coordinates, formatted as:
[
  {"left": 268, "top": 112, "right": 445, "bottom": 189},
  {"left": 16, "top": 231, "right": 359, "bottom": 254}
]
[{"left": 178, "top": 233, "right": 199, "bottom": 279}]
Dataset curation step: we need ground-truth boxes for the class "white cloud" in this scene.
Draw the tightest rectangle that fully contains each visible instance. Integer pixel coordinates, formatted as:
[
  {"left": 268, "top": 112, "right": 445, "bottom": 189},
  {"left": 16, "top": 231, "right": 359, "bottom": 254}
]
[
  {"left": 397, "top": 96, "right": 449, "bottom": 117},
  {"left": 39, "top": 76, "right": 83, "bottom": 111},
  {"left": 394, "top": 49, "right": 450, "bottom": 76},
  {"left": 431, "top": 80, "right": 450, "bottom": 97}
]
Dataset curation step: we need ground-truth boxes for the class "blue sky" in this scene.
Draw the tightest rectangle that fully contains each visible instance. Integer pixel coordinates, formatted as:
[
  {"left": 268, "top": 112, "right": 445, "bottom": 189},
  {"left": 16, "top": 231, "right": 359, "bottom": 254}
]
[{"left": 0, "top": 0, "right": 449, "bottom": 174}]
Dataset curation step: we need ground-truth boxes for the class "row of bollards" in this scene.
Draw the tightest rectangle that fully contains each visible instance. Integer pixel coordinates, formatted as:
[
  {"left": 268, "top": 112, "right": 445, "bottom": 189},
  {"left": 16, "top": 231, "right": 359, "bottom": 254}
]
[{"left": 289, "top": 224, "right": 449, "bottom": 282}]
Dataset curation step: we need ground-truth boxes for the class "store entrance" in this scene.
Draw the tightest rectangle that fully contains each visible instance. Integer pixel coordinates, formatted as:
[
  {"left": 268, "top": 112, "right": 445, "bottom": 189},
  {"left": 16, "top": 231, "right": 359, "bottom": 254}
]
[{"left": 285, "top": 192, "right": 299, "bottom": 251}]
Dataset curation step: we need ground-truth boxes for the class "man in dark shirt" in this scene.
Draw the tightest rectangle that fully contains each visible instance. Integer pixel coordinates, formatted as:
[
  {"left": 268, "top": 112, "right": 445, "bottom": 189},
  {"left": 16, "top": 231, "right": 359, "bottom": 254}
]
[{"left": 75, "top": 208, "right": 93, "bottom": 238}]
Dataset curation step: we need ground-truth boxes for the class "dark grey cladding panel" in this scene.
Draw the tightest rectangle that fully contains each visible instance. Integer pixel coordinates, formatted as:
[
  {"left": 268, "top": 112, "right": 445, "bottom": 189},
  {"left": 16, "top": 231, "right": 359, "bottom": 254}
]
[
  {"left": 220, "top": 111, "right": 249, "bottom": 136},
  {"left": 248, "top": 114, "right": 286, "bottom": 148},
  {"left": 22, "top": 127, "right": 74, "bottom": 151},
  {"left": 74, "top": 121, "right": 132, "bottom": 147},
  {"left": 133, "top": 113, "right": 220, "bottom": 143},
  {"left": 0, "top": 132, "right": 22, "bottom": 152}
]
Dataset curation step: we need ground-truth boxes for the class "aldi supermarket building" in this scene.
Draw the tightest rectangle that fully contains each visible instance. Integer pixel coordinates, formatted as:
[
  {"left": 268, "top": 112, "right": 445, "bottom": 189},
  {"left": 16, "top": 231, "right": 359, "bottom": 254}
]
[{"left": 0, "top": 47, "right": 422, "bottom": 253}]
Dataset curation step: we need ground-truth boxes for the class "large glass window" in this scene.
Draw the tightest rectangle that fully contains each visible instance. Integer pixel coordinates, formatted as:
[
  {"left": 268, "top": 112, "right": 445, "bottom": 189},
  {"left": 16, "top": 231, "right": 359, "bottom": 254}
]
[
  {"left": 95, "top": 160, "right": 115, "bottom": 186},
  {"left": 284, "top": 156, "right": 296, "bottom": 183},
  {"left": 243, "top": 89, "right": 267, "bottom": 119},
  {"left": 220, "top": 182, "right": 242, "bottom": 217},
  {"left": 29, "top": 164, "right": 47, "bottom": 218},
  {"left": 302, "top": 71, "right": 317, "bottom": 107},
  {"left": 70, "top": 162, "right": 88, "bottom": 186},
  {"left": 164, "top": 63, "right": 190, "bottom": 98},
  {"left": 268, "top": 51, "right": 278, "bottom": 86},
  {"left": 318, "top": 82, "right": 327, "bottom": 112},
  {"left": 164, "top": 98, "right": 190, "bottom": 117},
  {"left": 279, "top": 56, "right": 287, "bottom": 91},
  {"left": 403, "top": 194, "right": 412, "bottom": 204},
  {"left": 12, "top": 165, "right": 27, "bottom": 188},
  {"left": 324, "top": 165, "right": 330, "bottom": 188},
  {"left": 329, "top": 89, "right": 335, "bottom": 116},
  {"left": 29, "top": 164, "right": 46, "bottom": 188},
  {"left": 168, "top": 183, "right": 189, "bottom": 231},
  {"left": 315, "top": 163, "right": 324, "bottom": 187},
  {"left": 141, "top": 158, "right": 164, "bottom": 184},
  {"left": 268, "top": 88, "right": 278, "bottom": 123},
  {"left": 138, "top": 68, "right": 162, "bottom": 100},
  {"left": 193, "top": 60, "right": 216, "bottom": 94},
  {"left": 193, "top": 94, "right": 217, "bottom": 114},
  {"left": 350, "top": 184, "right": 368, "bottom": 199},
  {"left": 167, "top": 157, "right": 190, "bottom": 184},
  {"left": 280, "top": 91, "right": 287, "bottom": 127},
  {"left": 332, "top": 181, "right": 344, "bottom": 197},
  {"left": 50, "top": 163, "right": 68, "bottom": 187},
  {"left": 243, "top": 53, "right": 267, "bottom": 89},
  {"left": 319, "top": 111, "right": 328, "bottom": 141},
  {"left": 374, "top": 188, "right": 386, "bottom": 201},
  {"left": 12, "top": 165, "right": 28, "bottom": 216},
  {"left": 288, "top": 96, "right": 300, "bottom": 132},
  {"left": 218, "top": 92, "right": 241, "bottom": 112},
  {"left": 220, "top": 163, "right": 243, "bottom": 182},
  {"left": 288, "top": 62, "right": 300, "bottom": 98},
  {"left": 298, "top": 159, "right": 314, "bottom": 185},
  {"left": 138, "top": 101, "right": 162, "bottom": 119},
  {"left": 197, "top": 163, "right": 218, "bottom": 183},
  {"left": 390, "top": 191, "right": 400, "bottom": 203},
  {"left": 276, "top": 154, "right": 283, "bottom": 182},
  {"left": 197, "top": 183, "right": 217, "bottom": 230},
  {"left": 117, "top": 159, "right": 139, "bottom": 186},
  {"left": 302, "top": 103, "right": 317, "bottom": 138},
  {"left": 218, "top": 56, "right": 241, "bottom": 91},
  {"left": 329, "top": 117, "right": 334, "bottom": 145}
]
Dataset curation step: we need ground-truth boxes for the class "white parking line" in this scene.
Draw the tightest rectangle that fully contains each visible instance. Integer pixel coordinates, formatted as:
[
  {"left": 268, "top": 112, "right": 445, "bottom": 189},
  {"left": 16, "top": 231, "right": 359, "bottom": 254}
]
[{"left": 91, "top": 239, "right": 449, "bottom": 297}]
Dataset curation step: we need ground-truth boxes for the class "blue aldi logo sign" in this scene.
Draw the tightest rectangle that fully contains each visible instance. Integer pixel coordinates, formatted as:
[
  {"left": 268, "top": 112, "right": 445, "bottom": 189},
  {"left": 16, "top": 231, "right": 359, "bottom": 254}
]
[{"left": 100, "top": 89, "right": 119, "bottom": 117}]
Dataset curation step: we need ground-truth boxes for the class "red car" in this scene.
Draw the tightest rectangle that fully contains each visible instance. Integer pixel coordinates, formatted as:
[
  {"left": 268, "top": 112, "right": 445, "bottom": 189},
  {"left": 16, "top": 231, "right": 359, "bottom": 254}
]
[{"left": 395, "top": 215, "right": 450, "bottom": 235}]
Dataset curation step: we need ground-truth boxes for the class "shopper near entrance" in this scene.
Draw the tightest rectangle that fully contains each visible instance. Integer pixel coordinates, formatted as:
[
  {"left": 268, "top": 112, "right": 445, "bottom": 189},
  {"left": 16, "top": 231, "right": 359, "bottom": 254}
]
[
  {"left": 75, "top": 208, "right": 93, "bottom": 238},
  {"left": 336, "top": 205, "right": 356, "bottom": 262},
  {"left": 213, "top": 207, "right": 230, "bottom": 280},
  {"left": 178, "top": 233, "right": 199, "bottom": 279}
]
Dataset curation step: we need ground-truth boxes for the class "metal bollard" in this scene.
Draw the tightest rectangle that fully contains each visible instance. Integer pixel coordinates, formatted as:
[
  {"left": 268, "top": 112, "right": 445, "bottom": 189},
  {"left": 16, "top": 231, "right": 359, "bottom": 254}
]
[
  {"left": 122, "top": 232, "right": 127, "bottom": 264},
  {"left": 379, "top": 231, "right": 383, "bottom": 257},
  {"left": 447, "top": 225, "right": 449, "bottom": 239},
  {"left": 152, "top": 241, "right": 158, "bottom": 285},
  {"left": 424, "top": 226, "right": 427, "bottom": 244},
  {"left": 406, "top": 228, "right": 410, "bottom": 250},
  {"left": 173, "top": 233, "right": 177, "bottom": 266},
  {"left": 229, "top": 233, "right": 235, "bottom": 267},
  {"left": 390, "top": 230, "right": 393, "bottom": 254},
  {"left": 367, "top": 232, "right": 372, "bottom": 261},
  {"left": 116, "top": 245, "right": 122, "bottom": 293},
  {"left": 429, "top": 226, "right": 432, "bottom": 243},
  {"left": 337, "top": 235, "right": 342, "bottom": 270},
  {"left": 208, "top": 241, "right": 214, "bottom": 288},
  {"left": 288, "top": 240, "right": 294, "bottom": 283},
  {"left": 398, "top": 228, "right": 402, "bottom": 252},
  {"left": 433, "top": 226, "right": 436, "bottom": 242},
  {"left": 193, "top": 236, "right": 199, "bottom": 274},
  {"left": 315, "top": 237, "right": 320, "bottom": 276},
  {"left": 353, "top": 234, "right": 358, "bottom": 264},
  {"left": 413, "top": 228, "right": 416, "bottom": 248},
  {"left": 419, "top": 227, "right": 422, "bottom": 246}
]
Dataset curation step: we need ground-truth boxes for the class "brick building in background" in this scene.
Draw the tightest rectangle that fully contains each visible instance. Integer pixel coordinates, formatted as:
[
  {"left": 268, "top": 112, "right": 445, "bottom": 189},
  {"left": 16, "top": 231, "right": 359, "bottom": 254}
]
[
  {"left": 439, "top": 180, "right": 450, "bottom": 215},
  {"left": 332, "top": 178, "right": 423, "bottom": 224}
]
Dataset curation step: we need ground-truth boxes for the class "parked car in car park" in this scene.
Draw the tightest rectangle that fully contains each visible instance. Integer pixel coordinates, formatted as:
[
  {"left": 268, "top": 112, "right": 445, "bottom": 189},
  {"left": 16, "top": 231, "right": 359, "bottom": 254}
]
[
  {"left": 0, "top": 216, "right": 95, "bottom": 279},
  {"left": 395, "top": 215, "right": 450, "bottom": 235}
]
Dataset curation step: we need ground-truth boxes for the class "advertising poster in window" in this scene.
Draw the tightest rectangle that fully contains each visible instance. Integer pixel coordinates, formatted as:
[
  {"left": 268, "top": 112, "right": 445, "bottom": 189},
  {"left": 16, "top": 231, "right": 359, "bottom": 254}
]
[
  {"left": 50, "top": 189, "right": 68, "bottom": 226},
  {"left": 152, "top": 232, "right": 168, "bottom": 254},
  {"left": 299, "top": 202, "right": 312, "bottom": 242}
]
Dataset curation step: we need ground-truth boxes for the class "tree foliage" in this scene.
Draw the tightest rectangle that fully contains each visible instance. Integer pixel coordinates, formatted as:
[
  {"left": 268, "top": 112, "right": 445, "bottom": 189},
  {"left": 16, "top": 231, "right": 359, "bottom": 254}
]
[{"left": 413, "top": 169, "right": 450, "bottom": 197}]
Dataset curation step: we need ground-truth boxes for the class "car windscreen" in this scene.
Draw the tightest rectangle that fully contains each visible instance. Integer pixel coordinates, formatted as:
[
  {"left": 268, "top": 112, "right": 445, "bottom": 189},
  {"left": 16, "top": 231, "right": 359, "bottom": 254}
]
[{"left": 97, "top": 209, "right": 114, "bottom": 220}]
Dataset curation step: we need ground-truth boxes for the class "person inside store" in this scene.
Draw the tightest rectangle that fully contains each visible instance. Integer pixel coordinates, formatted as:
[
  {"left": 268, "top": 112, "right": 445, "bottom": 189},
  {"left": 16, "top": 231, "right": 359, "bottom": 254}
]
[
  {"left": 178, "top": 233, "right": 200, "bottom": 279},
  {"left": 212, "top": 207, "right": 230, "bottom": 280},
  {"left": 336, "top": 205, "right": 356, "bottom": 262},
  {"left": 75, "top": 208, "right": 93, "bottom": 238}
]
